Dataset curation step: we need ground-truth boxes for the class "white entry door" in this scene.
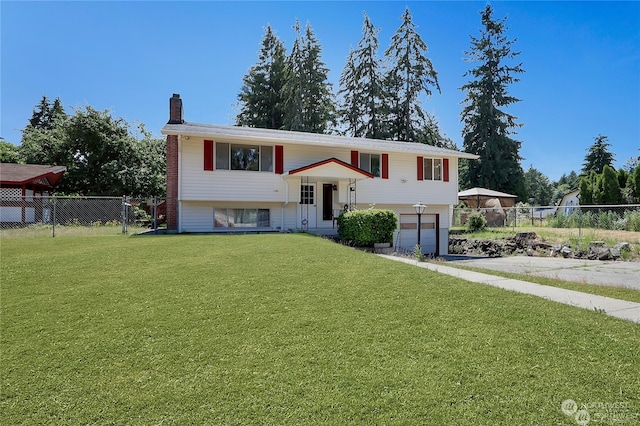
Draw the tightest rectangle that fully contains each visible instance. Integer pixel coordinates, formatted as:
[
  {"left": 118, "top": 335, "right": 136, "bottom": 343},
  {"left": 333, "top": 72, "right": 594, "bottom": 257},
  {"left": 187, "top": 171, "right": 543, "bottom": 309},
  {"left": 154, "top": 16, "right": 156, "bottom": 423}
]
[{"left": 300, "top": 183, "right": 317, "bottom": 229}]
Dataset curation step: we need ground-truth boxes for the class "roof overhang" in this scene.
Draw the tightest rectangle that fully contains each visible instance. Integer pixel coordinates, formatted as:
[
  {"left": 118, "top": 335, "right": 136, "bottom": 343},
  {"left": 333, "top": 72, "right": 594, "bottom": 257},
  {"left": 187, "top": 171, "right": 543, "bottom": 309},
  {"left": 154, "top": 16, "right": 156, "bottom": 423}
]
[
  {"left": 0, "top": 163, "right": 67, "bottom": 189},
  {"left": 284, "top": 158, "right": 374, "bottom": 181},
  {"left": 161, "top": 122, "right": 480, "bottom": 160}
]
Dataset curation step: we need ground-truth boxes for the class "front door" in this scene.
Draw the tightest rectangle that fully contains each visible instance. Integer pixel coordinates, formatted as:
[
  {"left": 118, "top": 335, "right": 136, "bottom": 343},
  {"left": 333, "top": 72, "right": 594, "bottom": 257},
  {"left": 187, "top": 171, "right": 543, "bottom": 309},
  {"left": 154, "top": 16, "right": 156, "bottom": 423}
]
[
  {"left": 300, "top": 183, "right": 317, "bottom": 229},
  {"left": 322, "top": 184, "right": 333, "bottom": 222}
]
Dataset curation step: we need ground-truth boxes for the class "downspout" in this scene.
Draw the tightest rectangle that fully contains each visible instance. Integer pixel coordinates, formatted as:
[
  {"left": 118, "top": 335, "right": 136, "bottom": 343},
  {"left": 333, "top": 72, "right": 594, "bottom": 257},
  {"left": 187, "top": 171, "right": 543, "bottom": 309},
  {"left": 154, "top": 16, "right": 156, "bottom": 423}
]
[
  {"left": 178, "top": 134, "right": 183, "bottom": 233},
  {"left": 280, "top": 176, "right": 289, "bottom": 232}
]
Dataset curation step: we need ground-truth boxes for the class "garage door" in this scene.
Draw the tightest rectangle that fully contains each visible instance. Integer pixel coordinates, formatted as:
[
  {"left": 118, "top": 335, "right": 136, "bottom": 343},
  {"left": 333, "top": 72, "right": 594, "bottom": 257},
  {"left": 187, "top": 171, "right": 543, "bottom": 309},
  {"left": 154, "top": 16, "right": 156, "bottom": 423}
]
[{"left": 397, "top": 214, "right": 437, "bottom": 254}]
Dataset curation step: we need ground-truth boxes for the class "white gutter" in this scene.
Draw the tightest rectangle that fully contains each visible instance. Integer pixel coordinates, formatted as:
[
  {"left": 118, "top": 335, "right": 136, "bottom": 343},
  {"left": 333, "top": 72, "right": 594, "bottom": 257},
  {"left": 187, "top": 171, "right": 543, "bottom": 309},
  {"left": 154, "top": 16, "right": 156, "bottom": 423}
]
[{"left": 178, "top": 134, "right": 183, "bottom": 233}]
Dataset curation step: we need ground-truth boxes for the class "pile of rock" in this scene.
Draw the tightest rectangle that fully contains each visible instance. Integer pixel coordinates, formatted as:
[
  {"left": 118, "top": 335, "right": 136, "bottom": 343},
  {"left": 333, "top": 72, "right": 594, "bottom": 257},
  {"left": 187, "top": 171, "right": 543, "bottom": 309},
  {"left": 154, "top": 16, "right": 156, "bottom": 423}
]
[
  {"left": 449, "top": 232, "right": 551, "bottom": 257},
  {"left": 449, "top": 232, "right": 631, "bottom": 261},
  {"left": 549, "top": 241, "right": 630, "bottom": 261}
]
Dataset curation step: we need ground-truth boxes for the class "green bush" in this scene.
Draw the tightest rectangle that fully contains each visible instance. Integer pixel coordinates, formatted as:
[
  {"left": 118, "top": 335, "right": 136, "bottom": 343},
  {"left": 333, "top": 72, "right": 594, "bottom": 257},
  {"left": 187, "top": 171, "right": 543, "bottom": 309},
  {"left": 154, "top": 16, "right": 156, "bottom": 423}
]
[
  {"left": 547, "top": 212, "right": 569, "bottom": 228},
  {"left": 624, "top": 210, "right": 640, "bottom": 232},
  {"left": 337, "top": 209, "right": 398, "bottom": 247},
  {"left": 467, "top": 211, "right": 487, "bottom": 232}
]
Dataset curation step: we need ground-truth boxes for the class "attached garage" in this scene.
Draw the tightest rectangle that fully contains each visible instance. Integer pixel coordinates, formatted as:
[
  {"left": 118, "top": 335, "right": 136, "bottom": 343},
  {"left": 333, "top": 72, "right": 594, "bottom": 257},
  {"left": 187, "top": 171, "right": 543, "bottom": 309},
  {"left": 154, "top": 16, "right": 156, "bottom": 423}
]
[{"left": 396, "top": 213, "right": 439, "bottom": 255}]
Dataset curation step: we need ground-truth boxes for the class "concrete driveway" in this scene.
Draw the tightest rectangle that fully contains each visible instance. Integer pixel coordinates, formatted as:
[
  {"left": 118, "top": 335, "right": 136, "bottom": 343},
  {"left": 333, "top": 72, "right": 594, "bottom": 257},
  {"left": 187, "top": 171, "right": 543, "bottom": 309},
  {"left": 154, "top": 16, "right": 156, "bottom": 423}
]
[{"left": 444, "top": 256, "right": 640, "bottom": 290}]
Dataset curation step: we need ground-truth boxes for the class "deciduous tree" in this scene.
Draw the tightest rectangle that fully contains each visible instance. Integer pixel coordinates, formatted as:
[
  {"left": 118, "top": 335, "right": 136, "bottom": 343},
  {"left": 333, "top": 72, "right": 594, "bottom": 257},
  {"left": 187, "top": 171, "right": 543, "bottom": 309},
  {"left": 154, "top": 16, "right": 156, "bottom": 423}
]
[{"left": 18, "top": 97, "right": 165, "bottom": 197}]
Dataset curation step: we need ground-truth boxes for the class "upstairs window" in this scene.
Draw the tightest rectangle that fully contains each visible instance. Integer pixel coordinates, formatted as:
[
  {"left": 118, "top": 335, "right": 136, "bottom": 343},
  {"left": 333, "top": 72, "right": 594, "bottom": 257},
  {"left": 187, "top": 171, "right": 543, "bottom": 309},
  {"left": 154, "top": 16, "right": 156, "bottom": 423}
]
[
  {"left": 215, "top": 143, "right": 273, "bottom": 171},
  {"left": 424, "top": 158, "right": 443, "bottom": 181},
  {"left": 359, "top": 153, "right": 381, "bottom": 177}
]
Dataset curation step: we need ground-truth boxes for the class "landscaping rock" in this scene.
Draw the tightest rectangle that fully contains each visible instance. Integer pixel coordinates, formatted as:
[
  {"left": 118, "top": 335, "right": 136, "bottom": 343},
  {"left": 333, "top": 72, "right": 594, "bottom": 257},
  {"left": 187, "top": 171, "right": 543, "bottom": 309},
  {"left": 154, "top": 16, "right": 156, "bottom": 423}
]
[
  {"left": 597, "top": 248, "right": 612, "bottom": 261},
  {"left": 610, "top": 248, "right": 621, "bottom": 259},
  {"left": 614, "top": 242, "right": 630, "bottom": 251},
  {"left": 448, "top": 234, "right": 630, "bottom": 262}
]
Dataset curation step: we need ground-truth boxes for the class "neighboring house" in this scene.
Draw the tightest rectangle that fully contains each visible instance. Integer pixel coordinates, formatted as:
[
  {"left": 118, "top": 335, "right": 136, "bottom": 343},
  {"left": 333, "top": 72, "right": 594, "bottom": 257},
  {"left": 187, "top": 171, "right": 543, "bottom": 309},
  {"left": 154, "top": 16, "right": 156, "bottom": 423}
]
[
  {"left": 0, "top": 163, "right": 66, "bottom": 225},
  {"left": 161, "top": 94, "right": 478, "bottom": 255},
  {"left": 557, "top": 189, "right": 580, "bottom": 215}
]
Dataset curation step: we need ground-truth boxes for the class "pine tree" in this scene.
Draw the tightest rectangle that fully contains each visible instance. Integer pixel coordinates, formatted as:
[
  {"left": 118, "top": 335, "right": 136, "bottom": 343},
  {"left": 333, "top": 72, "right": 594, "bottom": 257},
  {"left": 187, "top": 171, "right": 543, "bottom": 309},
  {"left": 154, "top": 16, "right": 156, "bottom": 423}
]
[
  {"left": 28, "top": 95, "right": 67, "bottom": 131},
  {"left": 384, "top": 7, "right": 440, "bottom": 142},
  {"left": 236, "top": 25, "right": 287, "bottom": 129},
  {"left": 337, "top": 47, "right": 362, "bottom": 137},
  {"left": 355, "top": 13, "right": 385, "bottom": 138},
  {"left": 282, "top": 21, "right": 335, "bottom": 133},
  {"left": 581, "top": 135, "right": 615, "bottom": 175},
  {"left": 460, "top": 4, "right": 525, "bottom": 197}
]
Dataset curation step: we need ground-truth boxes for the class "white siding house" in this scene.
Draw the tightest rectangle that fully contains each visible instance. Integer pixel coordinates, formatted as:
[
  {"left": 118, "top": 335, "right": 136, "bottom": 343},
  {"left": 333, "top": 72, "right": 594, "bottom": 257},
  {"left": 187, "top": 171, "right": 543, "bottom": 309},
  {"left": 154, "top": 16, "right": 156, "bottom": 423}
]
[{"left": 161, "top": 94, "right": 478, "bottom": 255}]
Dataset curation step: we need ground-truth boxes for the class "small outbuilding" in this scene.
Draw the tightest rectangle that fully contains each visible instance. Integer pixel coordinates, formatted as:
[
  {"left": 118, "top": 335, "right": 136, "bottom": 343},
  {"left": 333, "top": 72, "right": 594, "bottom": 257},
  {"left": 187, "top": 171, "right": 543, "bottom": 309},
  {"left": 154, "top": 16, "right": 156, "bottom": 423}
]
[{"left": 0, "top": 163, "right": 66, "bottom": 225}]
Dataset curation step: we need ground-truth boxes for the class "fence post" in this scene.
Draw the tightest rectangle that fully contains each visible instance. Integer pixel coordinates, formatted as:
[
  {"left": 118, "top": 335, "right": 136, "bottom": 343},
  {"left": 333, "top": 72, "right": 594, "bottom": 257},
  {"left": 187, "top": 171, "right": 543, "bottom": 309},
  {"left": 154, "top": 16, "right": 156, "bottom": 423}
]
[
  {"left": 531, "top": 206, "right": 534, "bottom": 227},
  {"left": 52, "top": 196, "right": 56, "bottom": 238},
  {"left": 121, "top": 196, "right": 128, "bottom": 234}
]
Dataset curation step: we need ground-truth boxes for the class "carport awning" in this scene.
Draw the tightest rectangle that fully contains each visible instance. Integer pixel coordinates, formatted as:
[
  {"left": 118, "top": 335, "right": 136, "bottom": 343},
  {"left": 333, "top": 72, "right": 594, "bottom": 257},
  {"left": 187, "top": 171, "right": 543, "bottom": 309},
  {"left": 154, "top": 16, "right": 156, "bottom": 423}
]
[{"left": 284, "top": 158, "right": 374, "bottom": 181}]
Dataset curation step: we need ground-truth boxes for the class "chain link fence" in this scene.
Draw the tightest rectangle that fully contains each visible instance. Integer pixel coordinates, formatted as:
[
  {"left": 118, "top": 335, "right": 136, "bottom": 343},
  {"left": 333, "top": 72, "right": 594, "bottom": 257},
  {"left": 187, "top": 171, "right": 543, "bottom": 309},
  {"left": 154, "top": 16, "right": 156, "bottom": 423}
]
[
  {"left": 452, "top": 204, "right": 640, "bottom": 233},
  {"left": 0, "top": 196, "right": 167, "bottom": 238}
]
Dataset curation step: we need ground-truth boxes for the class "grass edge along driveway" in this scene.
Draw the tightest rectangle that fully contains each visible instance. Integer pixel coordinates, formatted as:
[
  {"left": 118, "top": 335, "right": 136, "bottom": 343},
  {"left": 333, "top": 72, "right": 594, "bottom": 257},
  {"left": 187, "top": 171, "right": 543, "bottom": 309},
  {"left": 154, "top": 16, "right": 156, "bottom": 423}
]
[{"left": 1, "top": 234, "right": 638, "bottom": 424}]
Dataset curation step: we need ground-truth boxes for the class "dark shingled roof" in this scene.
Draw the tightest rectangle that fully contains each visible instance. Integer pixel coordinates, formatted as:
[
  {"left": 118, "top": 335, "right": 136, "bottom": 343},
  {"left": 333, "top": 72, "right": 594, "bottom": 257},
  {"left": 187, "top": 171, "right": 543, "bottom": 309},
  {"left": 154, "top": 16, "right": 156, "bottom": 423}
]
[{"left": 0, "top": 163, "right": 67, "bottom": 189}]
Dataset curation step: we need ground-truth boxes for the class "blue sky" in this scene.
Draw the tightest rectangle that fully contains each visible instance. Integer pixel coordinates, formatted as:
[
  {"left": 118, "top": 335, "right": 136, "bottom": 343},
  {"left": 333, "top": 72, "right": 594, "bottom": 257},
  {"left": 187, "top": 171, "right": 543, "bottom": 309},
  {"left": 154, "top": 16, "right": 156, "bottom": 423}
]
[{"left": 2, "top": 1, "right": 638, "bottom": 181}]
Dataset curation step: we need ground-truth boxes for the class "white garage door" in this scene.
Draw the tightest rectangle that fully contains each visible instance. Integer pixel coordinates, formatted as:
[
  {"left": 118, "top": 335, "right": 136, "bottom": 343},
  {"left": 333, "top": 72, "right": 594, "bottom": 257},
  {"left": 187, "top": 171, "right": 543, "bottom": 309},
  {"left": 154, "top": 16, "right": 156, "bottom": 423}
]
[{"left": 397, "top": 214, "right": 437, "bottom": 254}]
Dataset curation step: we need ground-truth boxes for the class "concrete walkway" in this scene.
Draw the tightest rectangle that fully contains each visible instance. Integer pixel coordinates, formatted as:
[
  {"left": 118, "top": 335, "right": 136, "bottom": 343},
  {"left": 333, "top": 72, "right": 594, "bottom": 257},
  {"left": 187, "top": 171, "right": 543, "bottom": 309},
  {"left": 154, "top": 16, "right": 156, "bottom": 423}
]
[
  {"left": 378, "top": 255, "right": 640, "bottom": 324},
  {"left": 443, "top": 256, "right": 640, "bottom": 290}
]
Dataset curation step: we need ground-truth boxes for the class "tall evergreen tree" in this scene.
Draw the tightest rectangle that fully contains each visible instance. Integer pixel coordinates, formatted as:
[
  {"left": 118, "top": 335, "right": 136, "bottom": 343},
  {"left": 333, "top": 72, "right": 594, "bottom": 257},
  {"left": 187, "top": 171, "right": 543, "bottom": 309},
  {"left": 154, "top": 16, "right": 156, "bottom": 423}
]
[
  {"left": 282, "top": 21, "right": 335, "bottom": 133},
  {"left": 337, "top": 47, "right": 362, "bottom": 137},
  {"left": 28, "top": 95, "right": 67, "bottom": 131},
  {"left": 355, "top": 13, "right": 385, "bottom": 138},
  {"left": 460, "top": 4, "right": 525, "bottom": 197},
  {"left": 236, "top": 25, "right": 287, "bottom": 129},
  {"left": 384, "top": 7, "right": 440, "bottom": 142},
  {"left": 581, "top": 135, "right": 614, "bottom": 175}
]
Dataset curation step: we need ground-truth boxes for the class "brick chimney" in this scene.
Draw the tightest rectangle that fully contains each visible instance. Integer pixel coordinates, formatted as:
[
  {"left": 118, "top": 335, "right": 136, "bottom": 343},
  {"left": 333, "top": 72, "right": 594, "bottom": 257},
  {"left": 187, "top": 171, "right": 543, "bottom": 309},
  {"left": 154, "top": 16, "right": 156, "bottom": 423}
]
[
  {"left": 165, "top": 94, "right": 182, "bottom": 230},
  {"left": 168, "top": 93, "right": 184, "bottom": 124}
]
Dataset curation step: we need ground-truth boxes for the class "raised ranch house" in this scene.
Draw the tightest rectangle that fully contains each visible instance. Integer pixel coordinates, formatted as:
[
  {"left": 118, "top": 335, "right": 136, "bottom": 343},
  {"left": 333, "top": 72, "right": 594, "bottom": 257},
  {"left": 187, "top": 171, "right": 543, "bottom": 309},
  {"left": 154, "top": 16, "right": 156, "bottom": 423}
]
[{"left": 161, "top": 94, "right": 478, "bottom": 255}]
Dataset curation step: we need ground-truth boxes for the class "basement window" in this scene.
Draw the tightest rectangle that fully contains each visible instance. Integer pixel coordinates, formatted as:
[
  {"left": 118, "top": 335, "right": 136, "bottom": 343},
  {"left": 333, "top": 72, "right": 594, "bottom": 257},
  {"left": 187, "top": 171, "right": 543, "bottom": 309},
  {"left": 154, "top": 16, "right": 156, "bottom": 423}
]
[{"left": 214, "top": 208, "right": 270, "bottom": 228}]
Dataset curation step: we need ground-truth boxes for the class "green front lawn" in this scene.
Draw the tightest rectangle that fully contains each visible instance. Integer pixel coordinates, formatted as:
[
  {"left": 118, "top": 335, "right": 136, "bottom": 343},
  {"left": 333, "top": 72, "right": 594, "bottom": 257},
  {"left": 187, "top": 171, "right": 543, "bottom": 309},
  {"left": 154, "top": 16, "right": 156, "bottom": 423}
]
[{"left": 1, "top": 234, "right": 638, "bottom": 424}]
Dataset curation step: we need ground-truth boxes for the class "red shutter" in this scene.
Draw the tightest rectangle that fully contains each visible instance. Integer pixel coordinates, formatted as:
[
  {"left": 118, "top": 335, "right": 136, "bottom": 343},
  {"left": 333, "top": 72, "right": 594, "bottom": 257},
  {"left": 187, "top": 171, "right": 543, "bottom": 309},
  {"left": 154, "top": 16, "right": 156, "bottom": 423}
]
[
  {"left": 351, "top": 150, "right": 359, "bottom": 167},
  {"left": 443, "top": 158, "right": 449, "bottom": 182},
  {"left": 382, "top": 154, "right": 389, "bottom": 179},
  {"left": 204, "top": 140, "right": 214, "bottom": 171},
  {"left": 275, "top": 145, "right": 284, "bottom": 174},
  {"left": 417, "top": 156, "right": 424, "bottom": 181}
]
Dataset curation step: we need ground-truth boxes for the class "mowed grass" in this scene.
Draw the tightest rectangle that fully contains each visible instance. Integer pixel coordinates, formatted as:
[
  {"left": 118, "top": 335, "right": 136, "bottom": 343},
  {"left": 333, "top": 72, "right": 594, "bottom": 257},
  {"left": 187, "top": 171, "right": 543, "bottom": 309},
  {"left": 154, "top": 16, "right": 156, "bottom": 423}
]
[{"left": 1, "top": 234, "right": 639, "bottom": 424}]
